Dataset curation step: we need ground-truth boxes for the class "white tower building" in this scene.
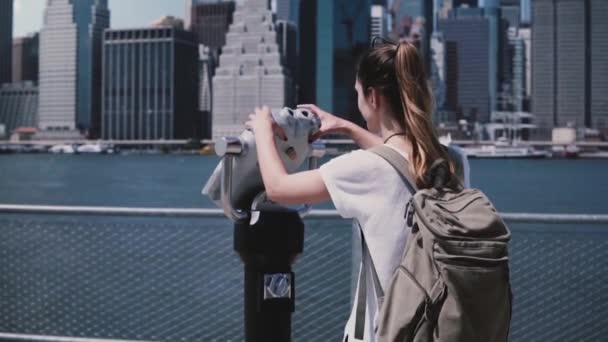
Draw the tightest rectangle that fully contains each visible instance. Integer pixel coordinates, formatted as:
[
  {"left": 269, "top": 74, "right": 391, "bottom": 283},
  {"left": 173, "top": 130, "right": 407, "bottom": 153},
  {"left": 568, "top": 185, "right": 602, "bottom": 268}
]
[
  {"left": 38, "top": 0, "right": 109, "bottom": 138},
  {"left": 211, "top": 0, "right": 294, "bottom": 138}
]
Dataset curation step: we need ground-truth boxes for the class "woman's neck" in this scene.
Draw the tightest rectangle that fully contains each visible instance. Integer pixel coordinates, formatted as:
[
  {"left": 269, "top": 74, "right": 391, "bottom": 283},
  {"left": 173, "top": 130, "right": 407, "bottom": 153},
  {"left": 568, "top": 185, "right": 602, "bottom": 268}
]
[{"left": 380, "top": 126, "right": 413, "bottom": 157}]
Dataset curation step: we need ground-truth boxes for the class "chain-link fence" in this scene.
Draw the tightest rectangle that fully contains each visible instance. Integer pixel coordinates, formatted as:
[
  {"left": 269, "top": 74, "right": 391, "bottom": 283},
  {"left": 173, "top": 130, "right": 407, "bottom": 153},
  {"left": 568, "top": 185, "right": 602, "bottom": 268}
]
[
  {"left": 0, "top": 214, "right": 352, "bottom": 342},
  {"left": 0, "top": 212, "right": 607, "bottom": 341},
  {"left": 508, "top": 223, "right": 608, "bottom": 342}
]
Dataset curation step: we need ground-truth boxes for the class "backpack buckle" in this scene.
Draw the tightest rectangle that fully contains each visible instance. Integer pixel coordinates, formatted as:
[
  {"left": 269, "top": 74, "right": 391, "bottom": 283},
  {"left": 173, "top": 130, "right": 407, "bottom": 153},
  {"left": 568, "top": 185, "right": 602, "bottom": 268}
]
[{"left": 404, "top": 199, "right": 415, "bottom": 227}]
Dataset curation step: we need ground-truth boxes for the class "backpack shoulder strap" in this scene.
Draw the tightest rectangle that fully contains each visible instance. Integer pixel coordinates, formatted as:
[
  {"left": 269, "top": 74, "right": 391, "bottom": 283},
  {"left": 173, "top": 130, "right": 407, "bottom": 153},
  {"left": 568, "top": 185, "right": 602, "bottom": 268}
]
[
  {"left": 367, "top": 145, "right": 417, "bottom": 194},
  {"left": 353, "top": 145, "right": 418, "bottom": 340},
  {"left": 354, "top": 220, "right": 384, "bottom": 340}
]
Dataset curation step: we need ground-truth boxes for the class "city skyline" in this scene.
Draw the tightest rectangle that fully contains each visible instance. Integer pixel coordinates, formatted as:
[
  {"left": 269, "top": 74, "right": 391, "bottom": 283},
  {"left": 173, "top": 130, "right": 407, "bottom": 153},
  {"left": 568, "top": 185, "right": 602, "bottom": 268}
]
[{"left": 2, "top": 0, "right": 607, "bottom": 141}]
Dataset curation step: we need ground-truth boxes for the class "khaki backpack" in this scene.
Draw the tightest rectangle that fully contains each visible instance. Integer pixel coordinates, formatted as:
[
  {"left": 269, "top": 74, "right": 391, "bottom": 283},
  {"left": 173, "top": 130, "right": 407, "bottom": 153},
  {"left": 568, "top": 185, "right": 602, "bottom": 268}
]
[{"left": 354, "top": 145, "right": 512, "bottom": 342}]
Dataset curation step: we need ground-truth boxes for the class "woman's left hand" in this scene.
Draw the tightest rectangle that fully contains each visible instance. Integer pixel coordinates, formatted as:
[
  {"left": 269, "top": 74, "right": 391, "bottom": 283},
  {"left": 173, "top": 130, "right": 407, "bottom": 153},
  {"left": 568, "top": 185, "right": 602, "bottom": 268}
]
[{"left": 245, "top": 106, "right": 287, "bottom": 140}]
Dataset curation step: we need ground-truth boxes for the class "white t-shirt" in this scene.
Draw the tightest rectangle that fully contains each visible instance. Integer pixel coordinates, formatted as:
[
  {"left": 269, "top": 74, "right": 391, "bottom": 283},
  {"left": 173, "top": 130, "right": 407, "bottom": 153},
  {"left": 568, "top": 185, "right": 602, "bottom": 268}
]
[{"left": 318, "top": 143, "right": 470, "bottom": 342}]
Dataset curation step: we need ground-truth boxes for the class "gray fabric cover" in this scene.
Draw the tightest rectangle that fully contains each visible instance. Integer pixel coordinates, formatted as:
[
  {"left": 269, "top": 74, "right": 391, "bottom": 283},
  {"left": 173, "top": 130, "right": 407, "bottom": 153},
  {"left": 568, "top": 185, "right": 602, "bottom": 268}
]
[{"left": 202, "top": 107, "right": 320, "bottom": 209}]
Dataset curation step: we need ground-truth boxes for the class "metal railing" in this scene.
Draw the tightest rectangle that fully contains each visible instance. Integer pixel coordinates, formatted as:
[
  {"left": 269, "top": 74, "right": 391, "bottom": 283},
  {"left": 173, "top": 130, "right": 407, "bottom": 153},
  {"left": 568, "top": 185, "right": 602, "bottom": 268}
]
[
  {"left": 3, "top": 139, "right": 608, "bottom": 148},
  {"left": 0, "top": 333, "right": 152, "bottom": 342},
  {"left": 1, "top": 204, "right": 607, "bottom": 342},
  {"left": 2, "top": 204, "right": 608, "bottom": 223}
]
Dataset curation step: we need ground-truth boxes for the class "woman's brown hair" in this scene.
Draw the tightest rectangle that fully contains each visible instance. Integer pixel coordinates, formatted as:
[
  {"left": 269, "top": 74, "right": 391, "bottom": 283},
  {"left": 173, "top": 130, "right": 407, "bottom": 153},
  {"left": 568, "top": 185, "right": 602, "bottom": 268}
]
[{"left": 357, "top": 38, "right": 460, "bottom": 189}]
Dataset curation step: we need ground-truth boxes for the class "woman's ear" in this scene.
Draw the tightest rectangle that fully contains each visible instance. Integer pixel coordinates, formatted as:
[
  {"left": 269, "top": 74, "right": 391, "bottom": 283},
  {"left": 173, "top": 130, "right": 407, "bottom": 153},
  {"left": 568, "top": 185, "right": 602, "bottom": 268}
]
[{"left": 368, "top": 87, "right": 379, "bottom": 109}]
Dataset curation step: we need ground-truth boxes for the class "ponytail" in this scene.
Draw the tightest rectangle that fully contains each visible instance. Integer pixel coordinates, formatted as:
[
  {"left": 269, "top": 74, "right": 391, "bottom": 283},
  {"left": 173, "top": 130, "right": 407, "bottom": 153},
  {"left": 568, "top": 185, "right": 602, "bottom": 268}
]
[{"left": 357, "top": 40, "right": 460, "bottom": 189}]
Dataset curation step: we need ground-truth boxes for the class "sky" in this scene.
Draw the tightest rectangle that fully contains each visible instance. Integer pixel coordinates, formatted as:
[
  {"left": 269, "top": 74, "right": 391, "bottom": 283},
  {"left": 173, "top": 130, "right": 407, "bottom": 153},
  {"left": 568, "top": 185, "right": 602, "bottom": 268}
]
[
  {"left": 13, "top": 0, "right": 187, "bottom": 38},
  {"left": 13, "top": 1, "right": 530, "bottom": 38}
]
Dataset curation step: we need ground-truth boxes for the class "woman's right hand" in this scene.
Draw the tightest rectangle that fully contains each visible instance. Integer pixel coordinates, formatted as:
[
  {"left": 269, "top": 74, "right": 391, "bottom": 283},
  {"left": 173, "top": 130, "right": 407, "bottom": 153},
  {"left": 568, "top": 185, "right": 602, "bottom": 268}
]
[{"left": 298, "top": 104, "right": 347, "bottom": 142}]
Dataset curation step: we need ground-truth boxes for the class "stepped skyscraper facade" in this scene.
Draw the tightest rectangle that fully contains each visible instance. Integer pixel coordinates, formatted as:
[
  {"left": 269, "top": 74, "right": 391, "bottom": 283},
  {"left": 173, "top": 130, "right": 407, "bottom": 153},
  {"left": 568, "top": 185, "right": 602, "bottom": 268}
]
[
  {"left": 212, "top": 0, "right": 294, "bottom": 138},
  {"left": 39, "top": 0, "right": 109, "bottom": 138}
]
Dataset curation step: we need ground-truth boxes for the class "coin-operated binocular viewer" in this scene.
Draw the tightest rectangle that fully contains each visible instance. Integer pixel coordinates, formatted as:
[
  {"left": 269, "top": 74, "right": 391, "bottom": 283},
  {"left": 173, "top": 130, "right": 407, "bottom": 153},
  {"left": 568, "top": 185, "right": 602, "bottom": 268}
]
[{"left": 202, "top": 107, "right": 326, "bottom": 342}]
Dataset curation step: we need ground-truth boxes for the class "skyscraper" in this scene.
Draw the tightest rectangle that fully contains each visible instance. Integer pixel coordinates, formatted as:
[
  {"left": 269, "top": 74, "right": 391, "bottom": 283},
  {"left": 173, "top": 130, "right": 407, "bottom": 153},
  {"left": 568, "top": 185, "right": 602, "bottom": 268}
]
[
  {"left": 276, "top": 0, "right": 299, "bottom": 23},
  {"left": 102, "top": 27, "right": 199, "bottom": 140},
  {"left": 439, "top": 11, "right": 492, "bottom": 122},
  {"left": 500, "top": 0, "right": 520, "bottom": 28},
  {"left": 317, "top": 0, "right": 371, "bottom": 126},
  {"left": 39, "top": 0, "right": 109, "bottom": 138},
  {"left": 430, "top": 32, "right": 448, "bottom": 122},
  {"left": 532, "top": 0, "right": 608, "bottom": 130},
  {"left": 211, "top": 0, "right": 294, "bottom": 138},
  {"left": 480, "top": 0, "right": 502, "bottom": 114},
  {"left": 0, "top": 0, "right": 13, "bottom": 85},
  {"left": 591, "top": 0, "right": 608, "bottom": 130},
  {"left": 297, "top": 0, "right": 316, "bottom": 105},
  {"left": 199, "top": 45, "right": 214, "bottom": 139},
  {"left": 370, "top": 5, "right": 389, "bottom": 41},
  {"left": 518, "top": 27, "right": 531, "bottom": 101},
  {"left": 276, "top": 20, "right": 298, "bottom": 81},
  {"left": 531, "top": 0, "right": 556, "bottom": 129},
  {"left": 509, "top": 27, "right": 525, "bottom": 112},
  {"left": 12, "top": 33, "right": 39, "bottom": 83},
  {"left": 521, "top": 0, "right": 531, "bottom": 24}
]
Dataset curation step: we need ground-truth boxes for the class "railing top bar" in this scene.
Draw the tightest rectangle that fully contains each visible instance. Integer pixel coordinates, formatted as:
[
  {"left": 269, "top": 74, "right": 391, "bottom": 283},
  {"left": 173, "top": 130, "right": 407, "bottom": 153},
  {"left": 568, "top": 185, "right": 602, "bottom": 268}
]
[
  {"left": 1, "top": 204, "right": 608, "bottom": 224},
  {"left": 0, "top": 204, "right": 228, "bottom": 218},
  {"left": 0, "top": 204, "right": 345, "bottom": 220},
  {"left": 0, "top": 332, "right": 154, "bottom": 342},
  {"left": 500, "top": 213, "right": 608, "bottom": 224},
  {"left": 3, "top": 139, "right": 608, "bottom": 147}
]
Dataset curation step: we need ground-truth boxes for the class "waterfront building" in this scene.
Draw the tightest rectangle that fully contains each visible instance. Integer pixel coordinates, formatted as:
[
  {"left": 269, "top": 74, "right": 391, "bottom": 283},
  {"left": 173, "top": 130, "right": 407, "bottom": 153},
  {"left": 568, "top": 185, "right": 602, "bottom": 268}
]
[
  {"left": 38, "top": 0, "right": 109, "bottom": 138},
  {"left": 102, "top": 27, "right": 199, "bottom": 140},
  {"left": 532, "top": 0, "right": 608, "bottom": 131},
  {"left": 211, "top": 0, "right": 294, "bottom": 138},
  {"left": 439, "top": 10, "right": 492, "bottom": 122},
  {"left": 12, "top": 33, "right": 39, "bottom": 83},
  {"left": 590, "top": 0, "right": 608, "bottom": 131},
  {"left": 0, "top": 82, "right": 38, "bottom": 136}
]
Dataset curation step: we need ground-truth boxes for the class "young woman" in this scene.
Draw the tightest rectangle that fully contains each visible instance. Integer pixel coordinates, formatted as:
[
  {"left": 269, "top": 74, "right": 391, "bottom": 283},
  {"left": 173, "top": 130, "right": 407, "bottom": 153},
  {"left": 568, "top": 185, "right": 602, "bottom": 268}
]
[{"left": 245, "top": 40, "right": 465, "bottom": 342}]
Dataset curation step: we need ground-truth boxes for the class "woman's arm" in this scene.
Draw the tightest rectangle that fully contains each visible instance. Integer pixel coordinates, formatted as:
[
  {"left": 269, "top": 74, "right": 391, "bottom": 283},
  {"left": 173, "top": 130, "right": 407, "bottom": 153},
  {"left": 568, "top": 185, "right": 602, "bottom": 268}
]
[{"left": 246, "top": 106, "right": 331, "bottom": 205}]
